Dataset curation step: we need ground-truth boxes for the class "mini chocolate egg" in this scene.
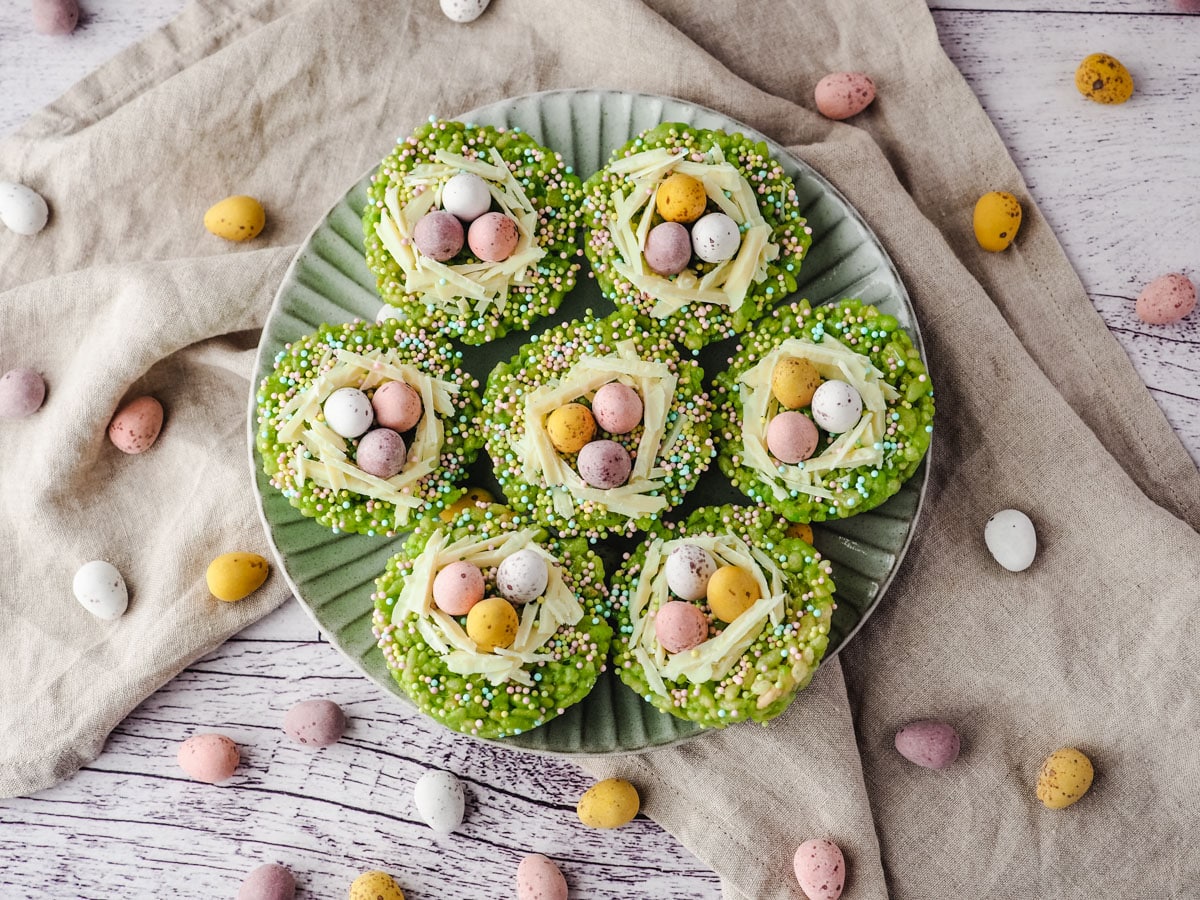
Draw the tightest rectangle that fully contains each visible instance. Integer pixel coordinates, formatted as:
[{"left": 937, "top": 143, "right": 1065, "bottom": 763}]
[
  {"left": 815, "top": 71, "right": 877, "bottom": 121},
  {"left": 439, "top": 0, "right": 490, "bottom": 23},
  {"left": 238, "top": 863, "right": 296, "bottom": 900},
  {"left": 0, "top": 368, "right": 46, "bottom": 418},
  {"left": 517, "top": 854, "right": 568, "bottom": 900},
  {"left": 203, "top": 195, "right": 265, "bottom": 242},
  {"left": 283, "top": 699, "right": 346, "bottom": 748},
  {"left": 413, "top": 209, "right": 464, "bottom": 262},
  {"left": 178, "top": 733, "right": 239, "bottom": 784},
  {"left": 690, "top": 212, "right": 740, "bottom": 264},
  {"left": 984, "top": 509, "right": 1037, "bottom": 572},
  {"left": 72, "top": 560, "right": 128, "bottom": 621},
  {"left": 414, "top": 769, "right": 466, "bottom": 835},
  {"left": 577, "top": 778, "right": 640, "bottom": 829},
  {"left": 706, "top": 565, "right": 761, "bottom": 623},
  {"left": 349, "top": 871, "right": 405, "bottom": 900},
  {"left": 466, "top": 597, "right": 520, "bottom": 651},
  {"left": 973, "top": 191, "right": 1022, "bottom": 252},
  {"left": 786, "top": 522, "right": 815, "bottom": 545},
  {"left": 206, "top": 552, "right": 270, "bottom": 602},
  {"left": 771, "top": 357, "right": 822, "bottom": 409},
  {"left": 1075, "top": 53, "right": 1133, "bottom": 104},
  {"left": 655, "top": 173, "right": 707, "bottom": 224},
  {"left": 356, "top": 428, "right": 407, "bottom": 478},
  {"left": 1136, "top": 273, "right": 1196, "bottom": 325},
  {"left": 467, "top": 211, "right": 519, "bottom": 262},
  {"left": 1037, "top": 747, "right": 1094, "bottom": 809},
  {"left": 441, "top": 172, "right": 492, "bottom": 222},
  {"left": 439, "top": 486, "right": 495, "bottom": 523},
  {"left": 432, "top": 561, "right": 485, "bottom": 616},
  {"left": 496, "top": 549, "right": 549, "bottom": 604},
  {"left": 108, "top": 395, "right": 164, "bottom": 454},
  {"left": 0, "top": 181, "right": 49, "bottom": 235},
  {"left": 894, "top": 720, "right": 961, "bottom": 769},
  {"left": 810, "top": 380, "right": 862, "bottom": 433},
  {"left": 323, "top": 387, "right": 374, "bottom": 438},
  {"left": 32, "top": 0, "right": 79, "bottom": 35},
  {"left": 376, "top": 304, "right": 403, "bottom": 323},
  {"left": 592, "top": 382, "right": 643, "bottom": 434},
  {"left": 767, "top": 411, "right": 819, "bottom": 464},
  {"left": 793, "top": 838, "right": 845, "bottom": 900},
  {"left": 655, "top": 600, "right": 709, "bottom": 653},
  {"left": 577, "top": 439, "right": 632, "bottom": 489},
  {"left": 372, "top": 380, "right": 423, "bottom": 431},
  {"left": 547, "top": 403, "right": 596, "bottom": 453},
  {"left": 664, "top": 544, "right": 717, "bottom": 601},
  {"left": 643, "top": 221, "right": 692, "bottom": 276}
]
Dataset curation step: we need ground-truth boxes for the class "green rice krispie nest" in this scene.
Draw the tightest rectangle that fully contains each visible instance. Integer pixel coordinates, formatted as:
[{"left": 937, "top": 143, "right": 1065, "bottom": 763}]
[
  {"left": 255, "top": 319, "right": 483, "bottom": 536},
  {"left": 582, "top": 123, "right": 812, "bottom": 351},
  {"left": 611, "top": 504, "right": 835, "bottom": 728},
  {"left": 372, "top": 505, "right": 612, "bottom": 740},
  {"left": 713, "top": 298, "right": 934, "bottom": 523},
  {"left": 363, "top": 118, "right": 584, "bottom": 345},
  {"left": 482, "top": 312, "right": 714, "bottom": 541}
]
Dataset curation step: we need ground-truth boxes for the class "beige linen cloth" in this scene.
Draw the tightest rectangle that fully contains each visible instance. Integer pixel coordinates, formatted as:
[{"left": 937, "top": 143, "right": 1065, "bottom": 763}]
[{"left": 2, "top": 0, "right": 1198, "bottom": 896}]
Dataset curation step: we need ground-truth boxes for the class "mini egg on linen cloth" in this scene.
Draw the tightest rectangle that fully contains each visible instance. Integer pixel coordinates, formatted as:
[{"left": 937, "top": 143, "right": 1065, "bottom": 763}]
[
  {"left": 238, "top": 863, "right": 296, "bottom": 900},
  {"left": 793, "top": 838, "right": 846, "bottom": 900},
  {"left": 323, "top": 387, "right": 374, "bottom": 438},
  {"left": 707, "top": 565, "right": 761, "bottom": 623},
  {"left": 1075, "top": 53, "right": 1134, "bottom": 104},
  {"left": 655, "top": 600, "right": 709, "bottom": 653},
  {"left": 372, "top": 380, "right": 423, "bottom": 432},
  {"left": 655, "top": 172, "right": 707, "bottom": 224},
  {"left": 441, "top": 172, "right": 492, "bottom": 221},
  {"left": 814, "top": 71, "right": 877, "bottom": 121},
  {"left": 984, "top": 509, "right": 1037, "bottom": 572},
  {"left": 73, "top": 560, "right": 128, "bottom": 621},
  {"left": 643, "top": 221, "right": 692, "bottom": 276},
  {"left": 577, "top": 439, "right": 632, "bottom": 489},
  {"left": 32, "top": 0, "right": 80, "bottom": 36},
  {"left": 178, "top": 733, "right": 240, "bottom": 784},
  {"left": 414, "top": 769, "right": 466, "bottom": 835},
  {"left": 772, "top": 357, "right": 822, "bottom": 409},
  {"left": 767, "top": 411, "right": 819, "bottom": 464},
  {"left": 356, "top": 428, "right": 407, "bottom": 478},
  {"left": 283, "top": 699, "right": 347, "bottom": 748},
  {"left": 440, "top": 0, "right": 490, "bottom": 23},
  {"left": 517, "top": 854, "right": 568, "bottom": 900},
  {"left": 973, "top": 191, "right": 1022, "bottom": 252},
  {"left": 591, "top": 382, "right": 643, "bottom": 434},
  {"left": 108, "top": 395, "right": 164, "bottom": 454},
  {"left": 810, "top": 380, "right": 862, "bottom": 433},
  {"left": 413, "top": 209, "right": 465, "bottom": 262},
  {"left": 0, "top": 368, "right": 46, "bottom": 418},
  {"left": 547, "top": 402, "right": 596, "bottom": 453},
  {"left": 468, "top": 211, "right": 519, "bottom": 262},
  {"left": 349, "top": 871, "right": 406, "bottom": 900},
  {"left": 1136, "top": 273, "right": 1196, "bottom": 325},
  {"left": 433, "top": 561, "right": 486, "bottom": 615},
  {"left": 577, "top": 778, "right": 640, "bottom": 829},
  {"left": 206, "top": 552, "right": 270, "bottom": 602},
  {"left": 690, "top": 212, "right": 740, "bottom": 264},
  {"left": 1037, "top": 747, "right": 1094, "bottom": 809},
  {"left": 466, "top": 597, "right": 519, "bottom": 651},
  {"left": 664, "top": 543, "right": 717, "bottom": 601},
  {"left": 496, "top": 549, "right": 549, "bottom": 604},
  {"left": 203, "top": 195, "right": 265, "bottom": 242},
  {"left": 894, "top": 720, "right": 961, "bottom": 769},
  {"left": 0, "top": 181, "right": 50, "bottom": 235}
]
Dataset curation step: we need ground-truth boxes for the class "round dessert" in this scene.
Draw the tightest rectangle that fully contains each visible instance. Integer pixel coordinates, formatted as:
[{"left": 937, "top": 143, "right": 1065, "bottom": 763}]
[
  {"left": 610, "top": 505, "right": 835, "bottom": 728},
  {"left": 712, "top": 298, "right": 934, "bottom": 523},
  {"left": 582, "top": 123, "right": 812, "bottom": 351},
  {"left": 363, "top": 118, "right": 584, "bottom": 345},
  {"left": 255, "top": 320, "right": 483, "bottom": 536},
  {"left": 482, "top": 313, "right": 714, "bottom": 540},
  {"left": 371, "top": 505, "right": 612, "bottom": 739}
]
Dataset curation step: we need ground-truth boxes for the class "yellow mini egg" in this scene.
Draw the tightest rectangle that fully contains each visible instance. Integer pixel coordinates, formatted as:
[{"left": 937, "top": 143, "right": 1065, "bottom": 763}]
[
  {"left": 706, "top": 565, "right": 761, "bottom": 623},
  {"left": 206, "top": 552, "right": 270, "bottom": 602},
  {"left": 771, "top": 357, "right": 822, "bottom": 409},
  {"left": 972, "top": 191, "right": 1022, "bottom": 252},
  {"left": 465, "top": 597, "right": 519, "bottom": 652},
  {"left": 786, "top": 522, "right": 814, "bottom": 545},
  {"left": 655, "top": 173, "right": 707, "bottom": 224},
  {"left": 577, "top": 778, "right": 640, "bottom": 829},
  {"left": 1075, "top": 53, "right": 1133, "bottom": 105},
  {"left": 439, "top": 486, "right": 496, "bottom": 523},
  {"left": 546, "top": 403, "right": 596, "bottom": 454},
  {"left": 204, "top": 194, "right": 266, "bottom": 242},
  {"left": 348, "top": 870, "right": 405, "bottom": 900},
  {"left": 1037, "top": 747, "right": 1094, "bottom": 809}
]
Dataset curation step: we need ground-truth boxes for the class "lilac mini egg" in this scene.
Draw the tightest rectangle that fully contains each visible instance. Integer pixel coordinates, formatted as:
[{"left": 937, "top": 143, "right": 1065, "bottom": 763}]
[
  {"left": 283, "top": 699, "right": 347, "bottom": 748},
  {"left": 592, "top": 382, "right": 643, "bottom": 435},
  {"left": 441, "top": 172, "right": 492, "bottom": 222},
  {"left": 323, "top": 387, "right": 374, "bottom": 438},
  {"left": 372, "top": 380, "right": 423, "bottom": 432},
  {"left": 577, "top": 439, "right": 632, "bottom": 489},
  {"left": 413, "top": 209, "right": 464, "bottom": 262},
  {"left": 356, "top": 428, "right": 407, "bottom": 478},
  {"left": 432, "top": 561, "right": 485, "bottom": 615},
  {"left": 468, "top": 212, "right": 519, "bottom": 262},
  {"left": 643, "top": 221, "right": 692, "bottom": 276},
  {"left": 664, "top": 544, "right": 717, "bottom": 601},
  {"left": 496, "top": 549, "right": 549, "bottom": 604},
  {"left": 238, "top": 863, "right": 296, "bottom": 900},
  {"left": 0, "top": 368, "right": 46, "bottom": 418},
  {"left": 691, "top": 212, "right": 740, "bottom": 263},
  {"left": 767, "top": 411, "right": 819, "bottom": 464},
  {"left": 655, "top": 600, "right": 709, "bottom": 653}
]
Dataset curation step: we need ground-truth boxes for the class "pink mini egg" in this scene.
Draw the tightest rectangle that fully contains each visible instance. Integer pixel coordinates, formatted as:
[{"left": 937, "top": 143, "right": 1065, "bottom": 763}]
[
  {"left": 468, "top": 212, "right": 519, "bottom": 262},
  {"left": 178, "top": 733, "right": 240, "bottom": 784},
  {"left": 0, "top": 368, "right": 46, "bottom": 418},
  {"left": 592, "top": 382, "right": 643, "bottom": 434},
  {"left": 793, "top": 838, "right": 846, "bottom": 900},
  {"left": 238, "top": 863, "right": 296, "bottom": 900},
  {"left": 1135, "top": 272, "right": 1196, "bottom": 325},
  {"left": 516, "top": 853, "right": 568, "bottom": 900},
  {"left": 815, "top": 72, "right": 877, "bottom": 120},
  {"left": 413, "top": 209, "right": 464, "bottom": 262},
  {"left": 32, "top": 0, "right": 79, "bottom": 35},
  {"left": 283, "top": 699, "right": 347, "bottom": 748},
  {"left": 577, "top": 439, "right": 632, "bottom": 489},
  {"left": 643, "top": 221, "right": 692, "bottom": 276},
  {"left": 108, "top": 395, "right": 164, "bottom": 454},
  {"left": 654, "top": 600, "right": 709, "bottom": 653},
  {"left": 767, "top": 411, "right": 819, "bottom": 464},
  {"left": 356, "top": 428, "right": 407, "bottom": 478},
  {"left": 372, "top": 380, "right": 423, "bottom": 432},
  {"left": 432, "top": 561, "right": 485, "bottom": 615}
]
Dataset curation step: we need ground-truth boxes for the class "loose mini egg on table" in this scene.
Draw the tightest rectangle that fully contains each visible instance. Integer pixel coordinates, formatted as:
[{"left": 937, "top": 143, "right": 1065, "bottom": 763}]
[{"left": 413, "top": 769, "right": 466, "bottom": 835}]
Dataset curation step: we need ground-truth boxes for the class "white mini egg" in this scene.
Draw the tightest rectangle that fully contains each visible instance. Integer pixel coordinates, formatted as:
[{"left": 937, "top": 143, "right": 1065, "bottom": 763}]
[
  {"left": 810, "top": 380, "right": 863, "bottom": 433},
  {"left": 376, "top": 304, "right": 403, "bottom": 323},
  {"left": 323, "top": 387, "right": 374, "bottom": 438},
  {"left": 73, "top": 560, "right": 128, "bottom": 621},
  {"left": 690, "top": 212, "right": 740, "bottom": 263},
  {"left": 984, "top": 509, "right": 1037, "bottom": 572},
  {"left": 0, "top": 182, "right": 49, "bottom": 236},
  {"left": 414, "top": 769, "right": 466, "bottom": 835},
  {"left": 439, "top": 0, "right": 490, "bottom": 23},
  {"left": 441, "top": 172, "right": 492, "bottom": 222},
  {"left": 665, "top": 544, "right": 717, "bottom": 602},
  {"left": 496, "top": 549, "right": 549, "bottom": 604}
]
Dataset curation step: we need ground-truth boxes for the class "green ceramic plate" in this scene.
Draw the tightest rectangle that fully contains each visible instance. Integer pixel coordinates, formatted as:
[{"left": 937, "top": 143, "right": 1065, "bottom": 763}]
[{"left": 248, "top": 90, "right": 930, "bottom": 755}]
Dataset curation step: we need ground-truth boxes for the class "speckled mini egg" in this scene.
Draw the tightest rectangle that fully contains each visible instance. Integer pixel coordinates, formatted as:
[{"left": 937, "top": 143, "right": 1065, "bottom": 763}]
[
  {"left": 810, "top": 380, "right": 863, "bottom": 433},
  {"left": 413, "top": 209, "right": 464, "bottom": 262},
  {"left": 1075, "top": 53, "right": 1133, "bottom": 104},
  {"left": 814, "top": 71, "right": 876, "bottom": 121},
  {"left": 414, "top": 769, "right": 466, "bottom": 835},
  {"left": 973, "top": 191, "right": 1022, "bottom": 252},
  {"left": 894, "top": 720, "right": 961, "bottom": 769},
  {"left": 643, "top": 221, "right": 692, "bottom": 276},
  {"left": 793, "top": 838, "right": 845, "bottom": 900},
  {"left": 577, "top": 778, "right": 640, "bottom": 829},
  {"left": 72, "top": 560, "right": 128, "bottom": 621},
  {"left": 283, "top": 699, "right": 346, "bottom": 748},
  {"left": 0, "top": 181, "right": 49, "bottom": 235},
  {"left": 323, "top": 387, "right": 374, "bottom": 438},
  {"left": 664, "top": 543, "right": 717, "bottom": 601},
  {"left": 786, "top": 522, "right": 815, "bottom": 545},
  {"left": 767, "top": 411, "right": 820, "bottom": 464},
  {"left": 1136, "top": 272, "right": 1196, "bottom": 325},
  {"left": 496, "top": 549, "right": 549, "bottom": 604},
  {"left": 1037, "top": 747, "right": 1094, "bottom": 809},
  {"left": 356, "top": 428, "right": 407, "bottom": 478},
  {"left": 592, "top": 382, "right": 643, "bottom": 434},
  {"left": 654, "top": 600, "right": 709, "bottom": 653},
  {"left": 441, "top": 171, "right": 492, "bottom": 222},
  {"left": 206, "top": 552, "right": 270, "bottom": 602},
  {"left": 517, "top": 854, "right": 568, "bottom": 900},
  {"left": 432, "top": 561, "right": 485, "bottom": 616},
  {"left": 32, "top": 0, "right": 79, "bottom": 35},
  {"left": 178, "top": 733, "right": 240, "bottom": 784},
  {"left": 108, "top": 395, "right": 164, "bottom": 454},
  {"left": 771, "top": 357, "right": 822, "bottom": 409},
  {"left": 439, "top": 0, "right": 490, "bottom": 23},
  {"left": 984, "top": 509, "right": 1037, "bottom": 572},
  {"left": 690, "top": 212, "right": 740, "bottom": 264},
  {"left": 655, "top": 172, "right": 707, "bottom": 224},
  {"left": 706, "top": 565, "right": 761, "bottom": 623},
  {"left": 203, "top": 195, "right": 265, "bottom": 242},
  {"left": 238, "top": 863, "right": 296, "bottom": 900},
  {"left": 439, "top": 487, "right": 495, "bottom": 523},
  {"left": 577, "top": 439, "right": 632, "bottom": 489},
  {"left": 467, "top": 211, "right": 519, "bottom": 262},
  {"left": 546, "top": 402, "right": 596, "bottom": 453},
  {"left": 465, "top": 597, "right": 520, "bottom": 652},
  {"left": 0, "top": 368, "right": 46, "bottom": 418},
  {"left": 349, "top": 871, "right": 405, "bottom": 900},
  {"left": 371, "top": 380, "right": 423, "bottom": 431}
]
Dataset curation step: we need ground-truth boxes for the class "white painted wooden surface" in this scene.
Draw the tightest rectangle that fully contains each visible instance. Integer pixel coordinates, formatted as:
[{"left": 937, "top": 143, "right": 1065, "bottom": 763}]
[{"left": 1, "top": 2, "right": 1197, "bottom": 898}]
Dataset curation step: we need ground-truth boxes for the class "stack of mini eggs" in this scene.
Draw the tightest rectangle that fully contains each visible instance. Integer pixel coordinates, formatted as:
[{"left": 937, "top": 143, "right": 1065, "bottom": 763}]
[
  {"left": 766, "top": 357, "right": 863, "bottom": 464},
  {"left": 655, "top": 544, "right": 762, "bottom": 652},
  {"left": 322, "top": 380, "right": 424, "bottom": 479},
  {"left": 410, "top": 172, "right": 521, "bottom": 263},
  {"left": 642, "top": 173, "right": 742, "bottom": 274},
  {"left": 545, "top": 381, "right": 645, "bottom": 489},
  {"left": 430, "top": 549, "right": 550, "bottom": 651}
]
